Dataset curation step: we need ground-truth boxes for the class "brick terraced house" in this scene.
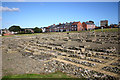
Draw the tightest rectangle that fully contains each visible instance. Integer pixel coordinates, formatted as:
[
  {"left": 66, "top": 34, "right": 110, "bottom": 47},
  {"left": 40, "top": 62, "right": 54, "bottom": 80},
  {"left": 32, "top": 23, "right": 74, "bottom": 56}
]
[
  {"left": 51, "top": 23, "right": 65, "bottom": 32},
  {"left": 82, "top": 21, "right": 95, "bottom": 30},
  {"left": 47, "top": 21, "right": 83, "bottom": 32},
  {"left": 71, "top": 21, "right": 83, "bottom": 31},
  {"left": 64, "top": 22, "right": 73, "bottom": 32}
]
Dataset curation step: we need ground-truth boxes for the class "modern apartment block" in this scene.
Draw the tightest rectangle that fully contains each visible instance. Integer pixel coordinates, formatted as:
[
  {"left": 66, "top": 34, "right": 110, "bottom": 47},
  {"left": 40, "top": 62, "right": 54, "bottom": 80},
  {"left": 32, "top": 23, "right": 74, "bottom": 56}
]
[{"left": 100, "top": 20, "right": 108, "bottom": 27}]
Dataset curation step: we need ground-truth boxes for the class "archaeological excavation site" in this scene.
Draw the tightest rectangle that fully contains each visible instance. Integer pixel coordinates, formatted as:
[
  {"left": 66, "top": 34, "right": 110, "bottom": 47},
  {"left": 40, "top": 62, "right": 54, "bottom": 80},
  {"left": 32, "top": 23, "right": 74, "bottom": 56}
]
[{"left": 1, "top": 31, "right": 120, "bottom": 79}]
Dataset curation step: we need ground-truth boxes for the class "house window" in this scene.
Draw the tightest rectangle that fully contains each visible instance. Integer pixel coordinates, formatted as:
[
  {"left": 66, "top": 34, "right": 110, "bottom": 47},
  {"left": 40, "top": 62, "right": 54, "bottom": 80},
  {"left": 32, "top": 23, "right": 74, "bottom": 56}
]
[
  {"left": 72, "top": 28, "right": 73, "bottom": 30},
  {"left": 75, "top": 28, "right": 76, "bottom": 31}
]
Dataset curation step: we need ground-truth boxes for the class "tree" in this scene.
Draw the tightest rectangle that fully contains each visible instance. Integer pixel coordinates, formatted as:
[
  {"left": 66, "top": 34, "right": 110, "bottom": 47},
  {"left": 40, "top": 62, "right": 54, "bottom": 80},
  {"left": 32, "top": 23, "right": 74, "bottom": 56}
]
[
  {"left": 2, "top": 32, "right": 5, "bottom": 36},
  {"left": 33, "top": 27, "right": 42, "bottom": 33},
  {"left": 89, "top": 21, "right": 94, "bottom": 23},
  {"left": 9, "top": 25, "right": 21, "bottom": 32}
]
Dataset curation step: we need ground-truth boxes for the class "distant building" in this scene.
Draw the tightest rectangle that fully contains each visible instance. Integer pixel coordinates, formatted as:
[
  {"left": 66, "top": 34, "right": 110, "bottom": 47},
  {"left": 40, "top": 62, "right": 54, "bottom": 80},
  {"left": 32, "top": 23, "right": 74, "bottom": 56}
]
[
  {"left": 65, "top": 22, "right": 73, "bottom": 32},
  {"left": 100, "top": 20, "right": 108, "bottom": 27},
  {"left": 56, "top": 23, "right": 65, "bottom": 32},
  {"left": 1, "top": 28, "right": 15, "bottom": 36},
  {"left": 49, "top": 23, "right": 65, "bottom": 32},
  {"left": 21, "top": 28, "right": 34, "bottom": 33},
  {"left": 71, "top": 21, "right": 83, "bottom": 31},
  {"left": 46, "top": 21, "right": 83, "bottom": 32},
  {"left": 49, "top": 24, "right": 57, "bottom": 32},
  {"left": 82, "top": 21, "right": 95, "bottom": 30},
  {"left": 43, "top": 20, "right": 96, "bottom": 32},
  {"left": 41, "top": 27, "right": 46, "bottom": 32},
  {"left": 1, "top": 28, "right": 10, "bottom": 34},
  {"left": 110, "top": 24, "right": 118, "bottom": 28},
  {"left": 25, "top": 28, "right": 34, "bottom": 33},
  {"left": 45, "top": 27, "right": 50, "bottom": 32}
]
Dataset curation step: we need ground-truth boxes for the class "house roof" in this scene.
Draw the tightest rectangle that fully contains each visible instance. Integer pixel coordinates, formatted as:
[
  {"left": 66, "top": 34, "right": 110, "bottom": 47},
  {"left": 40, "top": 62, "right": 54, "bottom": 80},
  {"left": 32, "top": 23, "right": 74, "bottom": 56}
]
[
  {"left": 72, "top": 22, "right": 80, "bottom": 25},
  {"left": 65, "top": 22, "right": 73, "bottom": 26},
  {"left": 85, "top": 22, "right": 95, "bottom": 25},
  {"left": 45, "top": 27, "right": 49, "bottom": 29},
  {"left": 55, "top": 24, "right": 65, "bottom": 27},
  {"left": 49, "top": 25, "right": 56, "bottom": 28}
]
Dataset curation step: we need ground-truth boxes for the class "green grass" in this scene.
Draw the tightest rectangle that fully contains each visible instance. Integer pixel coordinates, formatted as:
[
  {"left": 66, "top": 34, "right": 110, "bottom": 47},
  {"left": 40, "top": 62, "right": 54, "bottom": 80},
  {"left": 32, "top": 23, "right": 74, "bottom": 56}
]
[
  {"left": 63, "top": 28, "right": 120, "bottom": 33},
  {"left": 1, "top": 33, "right": 42, "bottom": 37},
  {"left": 2, "top": 71, "right": 74, "bottom": 78},
  {"left": 1, "top": 28, "right": 119, "bottom": 37},
  {"left": 93, "top": 28, "right": 120, "bottom": 32}
]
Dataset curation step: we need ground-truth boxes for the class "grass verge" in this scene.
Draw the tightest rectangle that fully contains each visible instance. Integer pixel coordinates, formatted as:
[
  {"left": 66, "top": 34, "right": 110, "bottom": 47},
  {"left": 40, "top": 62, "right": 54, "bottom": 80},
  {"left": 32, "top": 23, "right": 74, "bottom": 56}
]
[
  {"left": 93, "top": 28, "right": 120, "bottom": 32},
  {"left": 2, "top": 71, "right": 75, "bottom": 79},
  {"left": 1, "top": 28, "right": 119, "bottom": 37}
]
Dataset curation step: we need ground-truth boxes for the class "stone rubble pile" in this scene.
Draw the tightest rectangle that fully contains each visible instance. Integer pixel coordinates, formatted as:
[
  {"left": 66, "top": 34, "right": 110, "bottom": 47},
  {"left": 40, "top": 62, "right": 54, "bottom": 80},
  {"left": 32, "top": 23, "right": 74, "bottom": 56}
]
[
  {"left": 86, "top": 57, "right": 105, "bottom": 64},
  {"left": 93, "top": 55, "right": 114, "bottom": 60},
  {"left": 43, "top": 60, "right": 117, "bottom": 79},
  {"left": 64, "top": 58, "right": 96, "bottom": 67},
  {"left": 102, "top": 66, "right": 120, "bottom": 74},
  {"left": 111, "top": 62, "right": 120, "bottom": 67},
  {"left": 2, "top": 31, "right": 120, "bottom": 79}
]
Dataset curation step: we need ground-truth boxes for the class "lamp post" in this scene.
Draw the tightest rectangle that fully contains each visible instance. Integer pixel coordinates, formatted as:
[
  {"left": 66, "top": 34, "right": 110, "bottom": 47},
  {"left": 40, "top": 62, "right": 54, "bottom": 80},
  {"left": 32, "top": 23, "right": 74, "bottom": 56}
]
[{"left": 101, "top": 26, "right": 103, "bottom": 32}]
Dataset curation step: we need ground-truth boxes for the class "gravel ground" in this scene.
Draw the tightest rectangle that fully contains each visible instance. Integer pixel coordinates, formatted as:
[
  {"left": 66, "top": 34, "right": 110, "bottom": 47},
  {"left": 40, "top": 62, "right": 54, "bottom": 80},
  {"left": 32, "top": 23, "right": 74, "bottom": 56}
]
[{"left": 1, "top": 31, "right": 120, "bottom": 79}]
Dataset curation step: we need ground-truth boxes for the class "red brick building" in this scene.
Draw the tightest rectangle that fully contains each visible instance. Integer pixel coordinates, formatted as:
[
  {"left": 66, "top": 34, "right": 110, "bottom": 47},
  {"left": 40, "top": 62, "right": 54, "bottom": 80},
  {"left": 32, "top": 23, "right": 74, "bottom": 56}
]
[
  {"left": 71, "top": 21, "right": 83, "bottom": 31},
  {"left": 45, "top": 21, "right": 88, "bottom": 32},
  {"left": 45, "top": 26, "right": 50, "bottom": 32},
  {"left": 82, "top": 21, "right": 95, "bottom": 30}
]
